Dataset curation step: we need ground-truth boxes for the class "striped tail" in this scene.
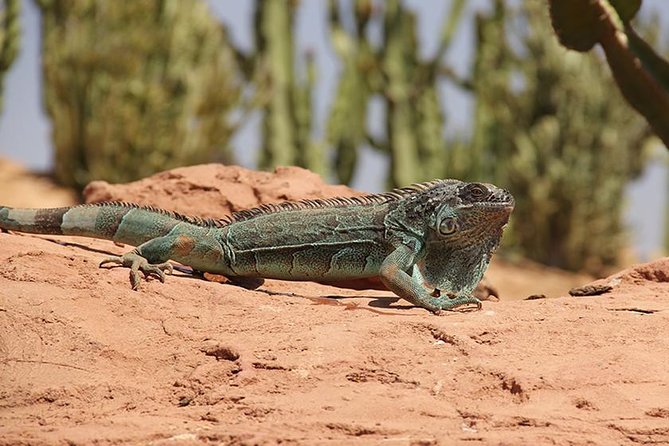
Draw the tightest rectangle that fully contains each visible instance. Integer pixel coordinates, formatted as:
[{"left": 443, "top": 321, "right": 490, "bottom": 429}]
[{"left": 0, "top": 203, "right": 198, "bottom": 247}]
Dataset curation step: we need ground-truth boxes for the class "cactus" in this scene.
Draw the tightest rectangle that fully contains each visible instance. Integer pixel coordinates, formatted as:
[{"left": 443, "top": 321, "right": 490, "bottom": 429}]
[
  {"left": 253, "top": 0, "right": 298, "bottom": 169},
  {"left": 325, "top": 0, "right": 375, "bottom": 184},
  {"left": 326, "top": 0, "right": 465, "bottom": 187},
  {"left": 0, "top": 0, "right": 20, "bottom": 114},
  {"left": 547, "top": 0, "right": 669, "bottom": 148},
  {"left": 247, "top": 0, "right": 325, "bottom": 176},
  {"left": 233, "top": 0, "right": 463, "bottom": 186},
  {"left": 548, "top": 0, "right": 669, "bottom": 256},
  {"left": 35, "top": 0, "right": 241, "bottom": 189},
  {"left": 450, "top": 0, "right": 654, "bottom": 272}
]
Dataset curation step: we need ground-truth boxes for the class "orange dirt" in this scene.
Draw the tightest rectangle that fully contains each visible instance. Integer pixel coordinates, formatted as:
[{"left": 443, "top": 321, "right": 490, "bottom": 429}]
[{"left": 1, "top": 163, "right": 667, "bottom": 445}]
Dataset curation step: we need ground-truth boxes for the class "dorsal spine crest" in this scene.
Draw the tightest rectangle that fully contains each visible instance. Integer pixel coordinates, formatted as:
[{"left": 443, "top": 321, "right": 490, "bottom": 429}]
[{"left": 84, "top": 180, "right": 447, "bottom": 229}]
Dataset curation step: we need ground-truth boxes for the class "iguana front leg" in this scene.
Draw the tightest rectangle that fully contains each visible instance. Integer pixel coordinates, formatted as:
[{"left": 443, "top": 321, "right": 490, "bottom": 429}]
[{"left": 379, "top": 245, "right": 481, "bottom": 313}]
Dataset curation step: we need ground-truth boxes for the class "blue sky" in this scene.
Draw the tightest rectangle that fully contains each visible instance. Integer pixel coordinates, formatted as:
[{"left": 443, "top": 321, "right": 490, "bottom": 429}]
[{"left": 0, "top": 1, "right": 667, "bottom": 259}]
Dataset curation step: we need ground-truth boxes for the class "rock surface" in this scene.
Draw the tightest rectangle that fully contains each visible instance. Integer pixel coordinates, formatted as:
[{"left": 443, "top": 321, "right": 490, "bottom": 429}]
[
  {"left": 83, "top": 164, "right": 362, "bottom": 219},
  {"left": 1, "top": 163, "right": 667, "bottom": 445}
]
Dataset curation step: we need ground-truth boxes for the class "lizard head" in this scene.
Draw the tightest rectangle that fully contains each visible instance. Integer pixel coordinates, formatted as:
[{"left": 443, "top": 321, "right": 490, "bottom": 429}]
[
  {"left": 426, "top": 181, "right": 514, "bottom": 246},
  {"left": 399, "top": 180, "right": 514, "bottom": 296}
]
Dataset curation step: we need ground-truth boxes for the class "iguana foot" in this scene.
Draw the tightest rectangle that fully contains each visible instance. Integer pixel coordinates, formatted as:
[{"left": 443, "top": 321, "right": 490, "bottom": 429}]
[
  {"left": 100, "top": 252, "right": 173, "bottom": 290},
  {"left": 432, "top": 294, "right": 482, "bottom": 314}
]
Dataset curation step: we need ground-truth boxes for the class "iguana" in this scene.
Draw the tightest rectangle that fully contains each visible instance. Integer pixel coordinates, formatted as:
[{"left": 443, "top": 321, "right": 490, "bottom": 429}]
[{"left": 0, "top": 179, "right": 513, "bottom": 313}]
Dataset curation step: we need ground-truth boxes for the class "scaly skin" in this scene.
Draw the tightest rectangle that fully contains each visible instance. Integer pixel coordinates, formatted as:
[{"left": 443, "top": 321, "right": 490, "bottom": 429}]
[{"left": 0, "top": 180, "right": 514, "bottom": 313}]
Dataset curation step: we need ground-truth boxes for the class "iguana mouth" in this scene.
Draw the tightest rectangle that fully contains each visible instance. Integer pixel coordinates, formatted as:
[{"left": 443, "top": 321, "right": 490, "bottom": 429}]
[
  {"left": 481, "top": 191, "right": 515, "bottom": 210},
  {"left": 488, "top": 193, "right": 515, "bottom": 208},
  {"left": 462, "top": 201, "right": 515, "bottom": 211},
  {"left": 483, "top": 201, "right": 514, "bottom": 208}
]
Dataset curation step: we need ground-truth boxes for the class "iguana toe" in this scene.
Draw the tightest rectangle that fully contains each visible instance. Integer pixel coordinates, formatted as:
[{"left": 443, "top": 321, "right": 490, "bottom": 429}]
[
  {"left": 140, "top": 261, "right": 173, "bottom": 282},
  {"left": 99, "top": 255, "right": 125, "bottom": 269}
]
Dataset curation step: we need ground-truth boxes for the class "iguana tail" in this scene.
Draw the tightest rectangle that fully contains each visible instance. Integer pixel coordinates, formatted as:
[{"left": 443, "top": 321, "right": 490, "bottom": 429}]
[{"left": 0, "top": 203, "right": 204, "bottom": 247}]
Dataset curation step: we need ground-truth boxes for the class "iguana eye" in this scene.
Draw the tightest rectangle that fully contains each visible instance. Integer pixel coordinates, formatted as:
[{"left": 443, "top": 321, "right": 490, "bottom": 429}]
[
  {"left": 468, "top": 183, "right": 488, "bottom": 199},
  {"left": 439, "top": 217, "right": 458, "bottom": 235}
]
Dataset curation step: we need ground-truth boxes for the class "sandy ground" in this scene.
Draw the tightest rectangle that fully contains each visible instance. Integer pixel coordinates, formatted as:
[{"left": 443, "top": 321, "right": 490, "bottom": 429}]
[{"left": 1, "top": 163, "right": 668, "bottom": 445}]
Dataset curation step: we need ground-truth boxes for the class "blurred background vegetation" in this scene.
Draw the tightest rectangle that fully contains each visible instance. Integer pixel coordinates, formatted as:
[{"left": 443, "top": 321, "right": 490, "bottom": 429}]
[
  {"left": 36, "top": 0, "right": 241, "bottom": 186},
  {"left": 0, "top": 0, "right": 668, "bottom": 275}
]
